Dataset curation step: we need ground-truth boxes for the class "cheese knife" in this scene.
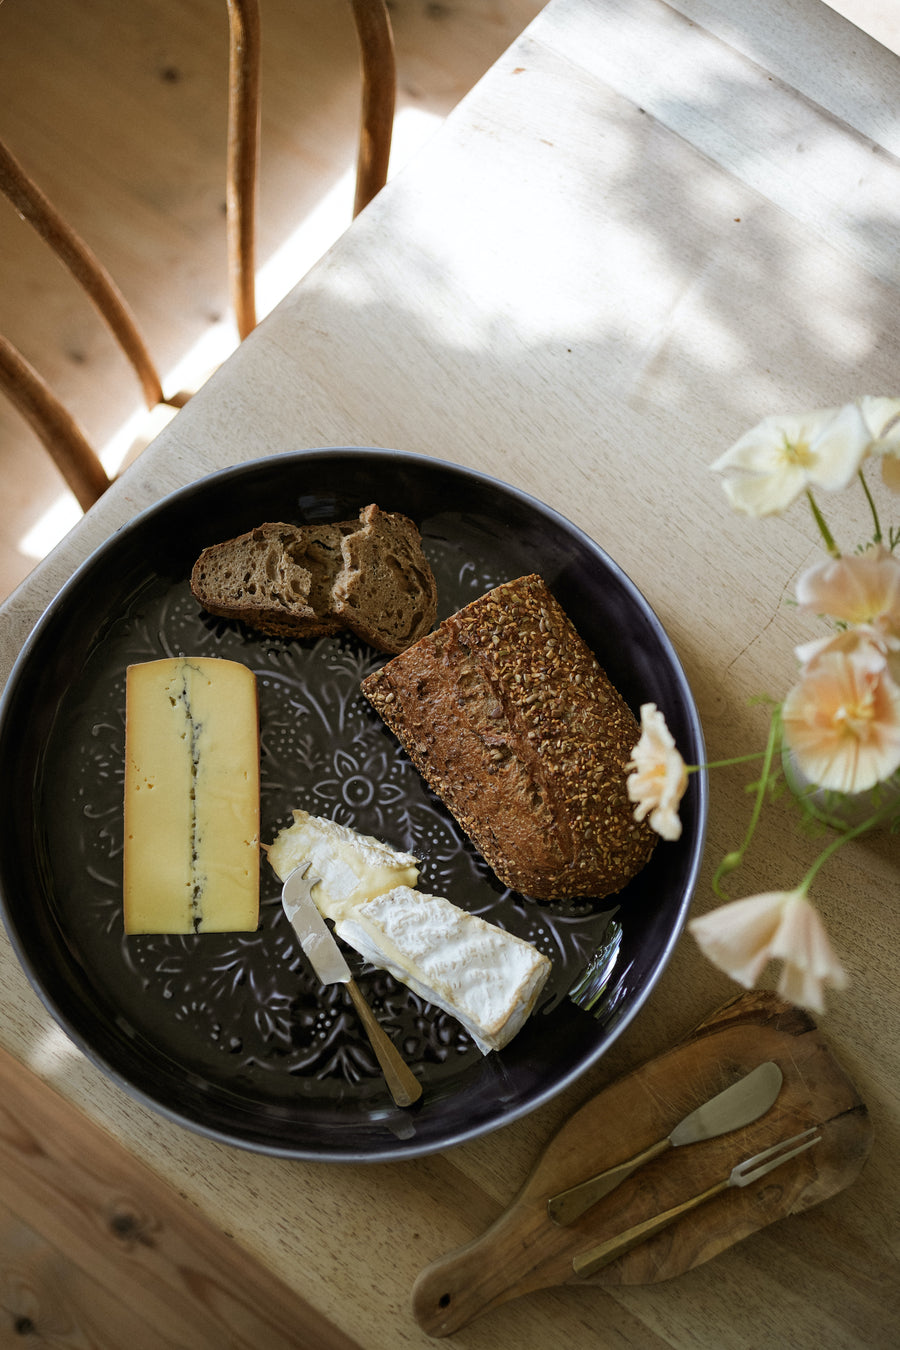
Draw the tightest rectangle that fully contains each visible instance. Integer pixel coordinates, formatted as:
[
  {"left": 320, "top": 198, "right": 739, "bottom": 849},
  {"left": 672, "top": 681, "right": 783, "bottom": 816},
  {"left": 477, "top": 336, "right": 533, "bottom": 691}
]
[
  {"left": 281, "top": 864, "right": 423, "bottom": 1108},
  {"left": 547, "top": 1060, "right": 783, "bottom": 1225}
]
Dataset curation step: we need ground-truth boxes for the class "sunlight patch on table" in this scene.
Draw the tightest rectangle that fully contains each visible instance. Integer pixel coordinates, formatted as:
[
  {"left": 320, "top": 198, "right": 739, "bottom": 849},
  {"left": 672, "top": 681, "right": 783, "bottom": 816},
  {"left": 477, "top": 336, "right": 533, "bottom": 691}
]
[{"left": 27, "top": 1020, "right": 85, "bottom": 1079}]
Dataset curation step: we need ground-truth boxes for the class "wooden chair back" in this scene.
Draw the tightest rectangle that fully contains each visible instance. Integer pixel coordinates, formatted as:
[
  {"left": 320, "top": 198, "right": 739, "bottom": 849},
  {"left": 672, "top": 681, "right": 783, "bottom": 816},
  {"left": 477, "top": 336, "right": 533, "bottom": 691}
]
[{"left": 0, "top": 0, "right": 395, "bottom": 511}]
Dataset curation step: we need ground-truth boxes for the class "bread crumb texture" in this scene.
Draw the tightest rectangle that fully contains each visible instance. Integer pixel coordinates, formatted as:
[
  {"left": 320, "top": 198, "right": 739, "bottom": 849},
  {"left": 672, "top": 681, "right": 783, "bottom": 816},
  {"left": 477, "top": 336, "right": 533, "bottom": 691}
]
[
  {"left": 190, "top": 505, "right": 437, "bottom": 652},
  {"left": 362, "top": 574, "right": 656, "bottom": 899}
]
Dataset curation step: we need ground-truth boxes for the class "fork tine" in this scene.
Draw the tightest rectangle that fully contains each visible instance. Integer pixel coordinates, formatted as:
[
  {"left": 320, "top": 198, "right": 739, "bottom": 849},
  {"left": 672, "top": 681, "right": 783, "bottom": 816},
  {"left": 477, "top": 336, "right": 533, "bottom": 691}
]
[{"left": 734, "top": 1127, "right": 821, "bottom": 1186}]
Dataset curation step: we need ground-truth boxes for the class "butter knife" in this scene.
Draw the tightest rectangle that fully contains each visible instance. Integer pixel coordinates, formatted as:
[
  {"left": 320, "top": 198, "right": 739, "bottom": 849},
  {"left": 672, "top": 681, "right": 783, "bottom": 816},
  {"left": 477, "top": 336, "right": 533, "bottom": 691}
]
[
  {"left": 282, "top": 864, "right": 422, "bottom": 1108},
  {"left": 572, "top": 1125, "right": 819, "bottom": 1277},
  {"left": 547, "top": 1060, "right": 783, "bottom": 1225}
]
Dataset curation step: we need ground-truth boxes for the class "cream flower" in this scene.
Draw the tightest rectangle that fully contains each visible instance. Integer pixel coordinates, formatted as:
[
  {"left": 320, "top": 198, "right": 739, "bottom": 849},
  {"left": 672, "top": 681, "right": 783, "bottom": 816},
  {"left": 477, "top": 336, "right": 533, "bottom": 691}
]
[
  {"left": 794, "top": 545, "right": 900, "bottom": 669},
  {"left": 626, "top": 703, "right": 688, "bottom": 841},
  {"left": 689, "top": 889, "right": 847, "bottom": 1015},
  {"left": 712, "top": 403, "right": 871, "bottom": 516},
  {"left": 858, "top": 395, "right": 900, "bottom": 446},
  {"left": 859, "top": 395, "right": 900, "bottom": 492},
  {"left": 782, "top": 647, "right": 900, "bottom": 793}
]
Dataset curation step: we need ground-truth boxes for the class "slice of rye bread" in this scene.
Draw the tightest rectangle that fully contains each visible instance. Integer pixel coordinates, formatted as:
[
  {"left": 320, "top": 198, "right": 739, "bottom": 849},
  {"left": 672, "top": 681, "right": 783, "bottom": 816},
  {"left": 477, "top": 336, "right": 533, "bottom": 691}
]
[
  {"left": 190, "top": 520, "right": 354, "bottom": 639},
  {"left": 361, "top": 574, "right": 657, "bottom": 899},
  {"left": 332, "top": 504, "right": 438, "bottom": 653},
  {"left": 190, "top": 506, "right": 437, "bottom": 650}
]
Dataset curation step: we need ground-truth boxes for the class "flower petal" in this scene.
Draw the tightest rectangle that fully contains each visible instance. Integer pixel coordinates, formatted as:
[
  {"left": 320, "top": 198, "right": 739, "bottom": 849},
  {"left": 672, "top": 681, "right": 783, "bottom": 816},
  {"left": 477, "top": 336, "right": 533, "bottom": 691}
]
[
  {"left": 690, "top": 889, "right": 848, "bottom": 1014},
  {"left": 795, "top": 626, "right": 894, "bottom": 670},
  {"left": 858, "top": 396, "right": 900, "bottom": 491},
  {"left": 796, "top": 545, "right": 900, "bottom": 636},
  {"left": 626, "top": 704, "right": 688, "bottom": 842},
  {"left": 771, "top": 894, "right": 848, "bottom": 1016},
  {"left": 711, "top": 406, "right": 868, "bottom": 516},
  {"left": 806, "top": 401, "right": 872, "bottom": 491},
  {"left": 688, "top": 892, "right": 788, "bottom": 988},
  {"left": 782, "top": 647, "right": 900, "bottom": 793},
  {"left": 858, "top": 395, "right": 900, "bottom": 447}
]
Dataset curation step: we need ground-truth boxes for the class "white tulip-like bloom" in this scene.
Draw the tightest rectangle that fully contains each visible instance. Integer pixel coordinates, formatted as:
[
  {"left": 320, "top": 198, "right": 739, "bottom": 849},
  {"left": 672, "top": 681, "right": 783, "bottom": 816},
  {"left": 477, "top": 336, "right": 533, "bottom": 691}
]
[
  {"left": 689, "top": 888, "right": 848, "bottom": 1016},
  {"left": 711, "top": 403, "right": 871, "bottom": 516},
  {"left": 859, "top": 395, "right": 900, "bottom": 490}
]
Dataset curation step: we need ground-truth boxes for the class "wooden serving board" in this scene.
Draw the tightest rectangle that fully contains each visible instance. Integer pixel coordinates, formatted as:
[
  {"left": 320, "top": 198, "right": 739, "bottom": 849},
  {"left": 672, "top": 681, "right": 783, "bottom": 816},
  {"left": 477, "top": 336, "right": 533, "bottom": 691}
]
[{"left": 412, "top": 991, "right": 872, "bottom": 1337}]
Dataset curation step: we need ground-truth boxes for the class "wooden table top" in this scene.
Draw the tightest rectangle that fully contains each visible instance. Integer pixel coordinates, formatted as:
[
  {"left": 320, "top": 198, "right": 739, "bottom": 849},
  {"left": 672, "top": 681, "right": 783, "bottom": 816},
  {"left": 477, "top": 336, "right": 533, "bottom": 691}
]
[{"left": 1, "top": 2, "right": 898, "bottom": 1345}]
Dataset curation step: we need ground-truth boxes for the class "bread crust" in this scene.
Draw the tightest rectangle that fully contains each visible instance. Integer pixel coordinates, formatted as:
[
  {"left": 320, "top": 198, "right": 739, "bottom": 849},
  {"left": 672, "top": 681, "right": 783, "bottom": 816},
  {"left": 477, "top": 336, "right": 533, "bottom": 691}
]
[
  {"left": 333, "top": 504, "right": 437, "bottom": 651},
  {"left": 190, "top": 507, "right": 436, "bottom": 651},
  {"left": 361, "top": 574, "right": 656, "bottom": 899},
  {"left": 189, "top": 521, "right": 347, "bottom": 639}
]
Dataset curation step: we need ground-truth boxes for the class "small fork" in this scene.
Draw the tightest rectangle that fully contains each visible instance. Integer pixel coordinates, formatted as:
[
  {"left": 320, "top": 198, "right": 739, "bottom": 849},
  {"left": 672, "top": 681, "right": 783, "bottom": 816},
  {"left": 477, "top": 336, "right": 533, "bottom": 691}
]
[{"left": 572, "top": 1127, "right": 821, "bottom": 1278}]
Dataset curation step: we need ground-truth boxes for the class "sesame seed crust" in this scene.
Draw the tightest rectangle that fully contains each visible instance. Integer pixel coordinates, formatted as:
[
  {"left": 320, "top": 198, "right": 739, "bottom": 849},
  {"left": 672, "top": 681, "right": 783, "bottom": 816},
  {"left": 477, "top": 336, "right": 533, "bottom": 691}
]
[{"left": 361, "top": 574, "right": 656, "bottom": 900}]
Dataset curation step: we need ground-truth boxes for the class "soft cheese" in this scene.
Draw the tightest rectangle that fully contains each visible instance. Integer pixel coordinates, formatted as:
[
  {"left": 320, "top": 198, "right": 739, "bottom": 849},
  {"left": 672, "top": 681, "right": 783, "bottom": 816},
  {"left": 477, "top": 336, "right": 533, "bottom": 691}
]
[
  {"left": 266, "top": 811, "right": 551, "bottom": 1053},
  {"left": 337, "top": 888, "right": 551, "bottom": 1053},
  {"left": 265, "top": 810, "right": 419, "bottom": 922},
  {"left": 123, "top": 657, "right": 260, "bottom": 934}
]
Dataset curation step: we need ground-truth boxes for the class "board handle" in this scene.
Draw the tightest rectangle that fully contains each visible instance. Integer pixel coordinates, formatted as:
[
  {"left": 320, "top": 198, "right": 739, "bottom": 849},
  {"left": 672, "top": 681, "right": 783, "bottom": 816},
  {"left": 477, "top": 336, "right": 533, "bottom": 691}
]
[{"left": 412, "top": 1240, "right": 519, "bottom": 1338}]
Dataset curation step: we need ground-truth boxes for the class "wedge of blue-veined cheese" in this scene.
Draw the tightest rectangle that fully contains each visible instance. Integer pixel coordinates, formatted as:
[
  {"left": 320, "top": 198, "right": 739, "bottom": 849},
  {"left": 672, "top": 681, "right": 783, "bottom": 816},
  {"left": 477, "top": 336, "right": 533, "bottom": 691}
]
[
  {"left": 123, "top": 656, "right": 260, "bottom": 934},
  {"left": 337, "top": 887, "right": 551, "bottom": 1053},
  {"left": 266, "top": 810, "right": 420, "bottom": 922}
]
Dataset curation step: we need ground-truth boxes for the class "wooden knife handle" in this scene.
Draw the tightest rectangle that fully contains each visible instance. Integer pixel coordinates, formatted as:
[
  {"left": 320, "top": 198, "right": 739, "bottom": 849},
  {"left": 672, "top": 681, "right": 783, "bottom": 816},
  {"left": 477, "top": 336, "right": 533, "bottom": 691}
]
[
  {"left": 346, "top": 979, "right": 422, "bottom": 1108},
  {"left": 547, "top": 1137, "right": 672, "bottom": 1224}
]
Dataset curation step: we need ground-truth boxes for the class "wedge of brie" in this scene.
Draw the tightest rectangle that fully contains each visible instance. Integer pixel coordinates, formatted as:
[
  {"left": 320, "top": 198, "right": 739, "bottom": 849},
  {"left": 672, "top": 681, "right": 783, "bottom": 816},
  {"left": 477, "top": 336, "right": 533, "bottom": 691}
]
[
  {"left": 337, "top": 887, "right": 551, "bottom": 1053},
  {"left": 266, "top": 811, "right": 552, "bottom": 1053},
  {"left": 266, "top": 810, "right": 419, "bottom": 922}
]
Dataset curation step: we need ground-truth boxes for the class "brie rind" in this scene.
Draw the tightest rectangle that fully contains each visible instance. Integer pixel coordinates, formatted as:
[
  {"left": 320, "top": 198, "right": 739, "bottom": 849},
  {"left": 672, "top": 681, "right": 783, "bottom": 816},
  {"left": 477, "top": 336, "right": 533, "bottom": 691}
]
[
  {"left": 266, "top": 810, "right": 419, "bottom": 921},
  {"left": 336, "top": 887, "right": 551, "bottom": 1054}
]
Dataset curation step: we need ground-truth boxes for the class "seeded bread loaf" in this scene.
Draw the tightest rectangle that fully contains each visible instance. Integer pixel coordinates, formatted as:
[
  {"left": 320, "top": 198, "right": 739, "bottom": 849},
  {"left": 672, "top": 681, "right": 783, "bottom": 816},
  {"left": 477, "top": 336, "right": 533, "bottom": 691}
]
[
  {"left": 361, "top": 574, "right": 656, "bottom": 900},
  {"left": 190, "top": 504, "right": 437, "bottom": 652}
]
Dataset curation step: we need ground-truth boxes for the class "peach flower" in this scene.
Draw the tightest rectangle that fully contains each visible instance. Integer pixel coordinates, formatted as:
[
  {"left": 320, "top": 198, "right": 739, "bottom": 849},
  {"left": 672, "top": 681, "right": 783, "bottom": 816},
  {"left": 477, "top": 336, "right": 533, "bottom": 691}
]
[
  {"left": 689, "top": 888, "right": 847, "bottom": 1015},
  {"left": 712, "top": 403, "right": 871, "bottom": 516},
  {"left": 626, "top": 703, "right": 688, "bottom": 841},
  {"left": 781, "top": 647, "right": 900, "bottom": 793},
  {"left": 794, "top": 545, "right": 900, "bottom": 670}
]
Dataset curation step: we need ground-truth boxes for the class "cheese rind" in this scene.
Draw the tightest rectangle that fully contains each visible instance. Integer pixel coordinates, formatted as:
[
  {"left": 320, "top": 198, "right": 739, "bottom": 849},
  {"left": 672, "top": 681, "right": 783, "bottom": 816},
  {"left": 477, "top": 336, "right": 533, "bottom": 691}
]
[
  {"left": 265, "top": 810, "right": 419, "bottom": 922},
  {"left": 266, "top": 811, "right": 551, "bottom": 1054},
  {"left": 123, "top": 657, "right": 260, "bottom": 934},
  {"left": 337, "top": 888, "right": 551, "bottom": 1053}
]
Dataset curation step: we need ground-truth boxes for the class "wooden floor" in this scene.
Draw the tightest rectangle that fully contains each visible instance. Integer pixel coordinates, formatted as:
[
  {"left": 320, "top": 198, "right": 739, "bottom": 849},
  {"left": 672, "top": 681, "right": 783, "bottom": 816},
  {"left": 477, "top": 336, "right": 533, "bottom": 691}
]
[{"left": 0, "top": 1045, "right": 364, "bottom": 1348}]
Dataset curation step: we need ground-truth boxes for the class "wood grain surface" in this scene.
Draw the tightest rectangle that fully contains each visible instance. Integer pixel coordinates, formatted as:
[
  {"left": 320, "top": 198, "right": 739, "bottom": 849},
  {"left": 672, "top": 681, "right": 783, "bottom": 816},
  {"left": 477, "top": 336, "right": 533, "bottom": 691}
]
[
  {"left": 1, "top": 3, "right": 899, "bottom": 1348},
  {"left": 0, "top": 1045, "right": 361, "bottom": 1349}
]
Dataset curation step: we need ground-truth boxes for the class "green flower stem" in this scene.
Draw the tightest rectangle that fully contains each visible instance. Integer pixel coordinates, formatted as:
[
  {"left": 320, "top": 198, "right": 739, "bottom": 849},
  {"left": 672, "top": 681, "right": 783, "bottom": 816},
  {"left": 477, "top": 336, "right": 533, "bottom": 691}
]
[
  {"left": 686, "top": 752, "right": 767, "bottom": 774},
  {"left": 712, "top": 710, "right": 782, "bottom": 899},
  {"left": 857, "top": 467, "right": 883, "bottom": 545},
  {"left": 805, "top": 489, "right": 841, "bottom": 557},
  {"left": 800, "top": 788, "right": 899, "bottom": 892}
]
